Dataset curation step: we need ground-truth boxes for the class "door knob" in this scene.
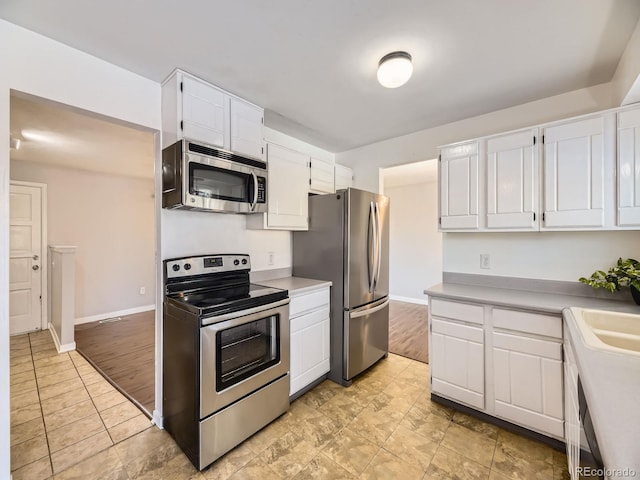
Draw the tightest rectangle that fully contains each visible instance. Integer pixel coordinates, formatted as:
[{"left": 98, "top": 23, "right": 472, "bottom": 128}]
[
  {"left": 32, "top": 265, "right": 40, "bottom": 271},
  {"left": 33, "top": 254, "right": 39, "bottom": 260}
]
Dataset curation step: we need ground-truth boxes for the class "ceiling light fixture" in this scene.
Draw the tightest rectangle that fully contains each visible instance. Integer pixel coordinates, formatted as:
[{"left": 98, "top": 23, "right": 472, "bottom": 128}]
[
  {"left": 10, "top": 137, "right": 20, "bottom": 150},
  {"left": 377, "top": 51, "right": 413, "bottom": 88}
]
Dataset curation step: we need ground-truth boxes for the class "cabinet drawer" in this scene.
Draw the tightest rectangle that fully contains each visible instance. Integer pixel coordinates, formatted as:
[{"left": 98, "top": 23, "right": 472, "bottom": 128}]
[
  {"left": 430, "top": 298, "right": 483, "bottom": 325},
  {"left": 493, "top": 308, "right": 562, "bottom": 339},
  {"left": 291, "top": 307, "right": 329, "bottom": 333},
  {"left": 290, "top": 288, "right": 330, "bottom": 318},
  {"left": 493, "top": 332, "right": 562, "bottom": 360},
  {"left": 432, "top": 318, "right": 484, "bottom": 343}
]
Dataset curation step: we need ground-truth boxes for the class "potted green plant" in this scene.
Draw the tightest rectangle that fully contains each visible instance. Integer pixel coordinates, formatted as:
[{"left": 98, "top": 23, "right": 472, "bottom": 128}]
[{"left": 579, "top": 258, "right": 640, "bottom": 305}]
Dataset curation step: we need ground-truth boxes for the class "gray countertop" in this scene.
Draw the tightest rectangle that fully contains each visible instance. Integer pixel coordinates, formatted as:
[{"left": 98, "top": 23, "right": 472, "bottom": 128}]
[
  {"left": 255, "top": 276, "right": 332, "bottom": 296},
  {"left": 564, "top": 309, "right": 640, "bottom": 477},
  {"left": 425, "top": 283, "right": 638, "bottom": 315}
]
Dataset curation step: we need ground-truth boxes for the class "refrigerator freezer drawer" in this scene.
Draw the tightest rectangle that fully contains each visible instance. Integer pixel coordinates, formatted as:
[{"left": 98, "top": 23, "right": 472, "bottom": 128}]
[{"left": 344, "top": 298, "right": 390, "bottom": 381}]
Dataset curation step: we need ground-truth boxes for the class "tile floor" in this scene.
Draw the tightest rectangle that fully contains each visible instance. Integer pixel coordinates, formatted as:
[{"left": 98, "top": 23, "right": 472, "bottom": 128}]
[{"left": 10, "top": 330, "right": 571, "bottom": 479}]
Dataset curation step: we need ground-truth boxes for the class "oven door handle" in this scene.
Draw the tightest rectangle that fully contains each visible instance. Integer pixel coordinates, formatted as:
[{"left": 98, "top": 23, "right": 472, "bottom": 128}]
[
  {"left": 201, "top": 298, "right": 290, "bottom": 326},
  {"left": 250, "top": 171, "right": 259, "bottom": 211}
]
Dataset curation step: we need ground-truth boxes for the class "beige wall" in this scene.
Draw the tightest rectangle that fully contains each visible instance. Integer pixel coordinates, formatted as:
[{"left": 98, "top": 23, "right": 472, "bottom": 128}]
[
  {"left": 11, "top": 159, "right": 155, "bottom": 320},
  {"left": 444, "top": 231, "right": 640, "bottom": 282},
  {"left": 384, "top": 181, "right": 442, "bottom": 303}
]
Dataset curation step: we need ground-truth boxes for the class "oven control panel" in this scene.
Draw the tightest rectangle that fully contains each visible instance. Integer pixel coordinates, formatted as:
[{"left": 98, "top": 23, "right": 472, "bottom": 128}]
[{"left": 165, "top": 254, "right": 250, "bottom": 278}]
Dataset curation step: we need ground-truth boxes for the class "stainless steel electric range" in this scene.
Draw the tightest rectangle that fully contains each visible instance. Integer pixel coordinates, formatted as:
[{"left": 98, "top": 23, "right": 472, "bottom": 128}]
[{"left": 162, "top": 254, "right": 290, "bottom": 470}]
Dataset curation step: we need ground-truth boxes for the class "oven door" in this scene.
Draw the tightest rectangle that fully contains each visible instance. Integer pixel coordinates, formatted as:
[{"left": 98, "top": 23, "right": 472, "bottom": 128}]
[
  {"left": 184, "top": 154, "right": 267, "bottom": 213},
  {"left": 200, "top": 299, "right": 289, "bottom": 418}
]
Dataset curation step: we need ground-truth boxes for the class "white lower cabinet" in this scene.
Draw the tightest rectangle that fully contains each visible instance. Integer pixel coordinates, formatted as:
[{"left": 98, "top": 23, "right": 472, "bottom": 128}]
[
  {"left": 289, "top": 287, "right": 330, "bottom": 397},
  {"left": 431, "top": 318, "right": 484, "bottom": 409},
  {"left": 493, "top": 331, "right": 563, "bottom": 438},
  {"left": 429, "top": 299, "right": 485, "bottom": 409},
  {"left": 429, "top": 298, "right": 565, "bottom": 440}
]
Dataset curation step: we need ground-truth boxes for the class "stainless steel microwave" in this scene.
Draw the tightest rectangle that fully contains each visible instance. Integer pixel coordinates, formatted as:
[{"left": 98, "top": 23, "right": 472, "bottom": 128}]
[{"left": 162, "top": 140, "right": 267, "bottom": 214}]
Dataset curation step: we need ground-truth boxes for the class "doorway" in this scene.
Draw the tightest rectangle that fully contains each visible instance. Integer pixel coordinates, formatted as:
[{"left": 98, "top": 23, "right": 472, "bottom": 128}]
[
  {"left": 9, "top": 92, "right": 157, "bottom": 414},
  {"left": 381, "top": 159, "right": 442, "bottom": 364}
]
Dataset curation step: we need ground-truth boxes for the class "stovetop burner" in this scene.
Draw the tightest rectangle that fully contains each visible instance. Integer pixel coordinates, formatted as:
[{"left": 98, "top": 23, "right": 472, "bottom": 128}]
[{"left": 163, "top": 254, "right": 288, "bottom": 321}]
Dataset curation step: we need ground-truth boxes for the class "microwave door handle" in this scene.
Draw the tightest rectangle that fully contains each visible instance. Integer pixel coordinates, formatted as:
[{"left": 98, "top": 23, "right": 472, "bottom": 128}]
[{"left": 250, "top": 172, "right": 258, "bottom": 211}]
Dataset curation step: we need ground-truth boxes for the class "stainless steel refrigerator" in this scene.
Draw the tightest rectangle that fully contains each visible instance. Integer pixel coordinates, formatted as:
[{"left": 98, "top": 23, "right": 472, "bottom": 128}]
[{"left": 293, "top": 188, "right": 390, "bottom": 386}]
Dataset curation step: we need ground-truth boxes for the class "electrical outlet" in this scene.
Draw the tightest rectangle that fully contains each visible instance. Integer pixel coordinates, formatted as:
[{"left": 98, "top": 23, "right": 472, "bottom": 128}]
[
  {"left": 139, "top": 287, "right": 146, "bottom": 295},
  {"left": 480, "top": 254, "right": 491, "bottom": 269},
  {"left": 268, "top": 252, "right": 275, "bottom": 266}
]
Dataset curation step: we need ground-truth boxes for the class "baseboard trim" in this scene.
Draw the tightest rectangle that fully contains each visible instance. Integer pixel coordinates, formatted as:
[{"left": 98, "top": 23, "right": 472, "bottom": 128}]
[
  {"left": 48, "top": 323, "right": 76, "bottom": 353},
  {"left": 389, "top": 295, "right": 428, "bottom": 305},
  {"left": 75, "top": 305, "right": 155, "bottom": 325}
]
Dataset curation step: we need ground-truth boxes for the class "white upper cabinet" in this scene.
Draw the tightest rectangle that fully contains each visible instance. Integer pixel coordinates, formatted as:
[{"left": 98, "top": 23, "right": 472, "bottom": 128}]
[
  {"left": 486, "top": 130, "right": 539, "bottom": 230},
  {"left": 162, "top": 70, "right": 264, "bottom": 160},
  {"left": 181, "top": 75, "right": 228, "bottom": 149},
  {"left": 334, "top": 164, "right": 354, "bottom": 191},
  {"left": 230, "top": 97, "right": 264, "bottom": 160},
  {"left": 309, "top": 158, "right": 335, "bottom": 194},
  {"left": 247, "top": 143, "right": 309, "bottom": 230},
  {"left": 542, "top": 116, "right": 606, "bottom": 229},
  {"left": 618, "top": 106, "right": 640, "bottom": 226},
  {"left": 439, "top": 141, "right": 480, "bottom": 230}
]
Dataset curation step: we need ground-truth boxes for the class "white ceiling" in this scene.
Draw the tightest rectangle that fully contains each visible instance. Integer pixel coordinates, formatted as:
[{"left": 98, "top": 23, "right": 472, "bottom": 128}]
[
  {"left": 1, "top": 1, "right": 639, "bottom": 153},
  {"left": 10, "top": 94, "right": 154, "bottom": 179},
  {"left": 382, "top": 159, "right": 438, "bottom": 189}
]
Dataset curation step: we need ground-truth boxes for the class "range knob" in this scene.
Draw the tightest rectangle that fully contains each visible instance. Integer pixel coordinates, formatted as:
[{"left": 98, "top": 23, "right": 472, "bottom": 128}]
[
  {"left": 233, "top": 259, "right": 240, "bottom": 266},
  {"left": 242, "top": 259, "right": 248, "bottom": 265},
  {"left": 184, "top": 263, "right": 192, "bottom": 271},
  {"left": 172, "top": 264, "right": 180, "bottom": 272}
]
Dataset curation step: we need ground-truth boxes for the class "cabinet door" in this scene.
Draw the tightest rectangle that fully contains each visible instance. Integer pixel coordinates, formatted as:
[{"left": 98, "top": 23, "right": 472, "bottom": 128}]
[
  {"left": 543, "top": 116, "right": 604, "bottom": 228},
  {"left": 618, "top": 107, "right": 640, "bottom": 226},
  {"left": 430, "top": 318, "right": 484, "bottom": 409},
  {"left": 334, "top": 164, "right": 353, "bottom": 190},
  {"left": 439, "top": 141, "right": 479, "bottom": 229},
  {"left": 486, "top": 130, "right": 538, "bottom": 229},
  {"left": 181, "top": 75, "right": 228, "bottom": 148},
  {"left": 493, "top": 332, "right": 563, "bottom": 438},
  {"left": 230, "top": 98, "right": 264, "bottom": 160},
  {"left": 266, "top": 144, "right": 309, "bottom": 229},
  {"left": 290, "top": 306, "right": 330, "bottom": 396},
  {"left": 310, "top": 158, "right": 335, "bottom": 194}
]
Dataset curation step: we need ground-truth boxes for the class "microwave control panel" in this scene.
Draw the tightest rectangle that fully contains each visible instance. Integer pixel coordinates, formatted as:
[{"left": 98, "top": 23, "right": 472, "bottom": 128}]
[{"left": 257, "top": 177, "right": 266, "bottom": 203}]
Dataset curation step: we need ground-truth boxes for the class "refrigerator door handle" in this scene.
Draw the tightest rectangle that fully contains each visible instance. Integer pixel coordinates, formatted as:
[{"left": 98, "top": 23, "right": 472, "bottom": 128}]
[
  {"left": 350, "top": 297, "right": 390, "bottom": 318},
  {"left": 374, "top": 201, "right": 382, "bottom": 289},
  {"left": 367, "top": 201, "right": 377, "bottom": 293}
]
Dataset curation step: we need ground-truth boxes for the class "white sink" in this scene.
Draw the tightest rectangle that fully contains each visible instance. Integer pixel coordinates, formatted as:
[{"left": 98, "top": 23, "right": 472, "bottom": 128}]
[{"left": 571, "top": 308, "right": 640, "bottom": 356}]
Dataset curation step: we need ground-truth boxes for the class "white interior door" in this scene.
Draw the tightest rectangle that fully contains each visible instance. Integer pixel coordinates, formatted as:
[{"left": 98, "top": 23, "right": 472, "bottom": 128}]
[{"left": 10, "top": 183, "right": 43, "bottom": 335}]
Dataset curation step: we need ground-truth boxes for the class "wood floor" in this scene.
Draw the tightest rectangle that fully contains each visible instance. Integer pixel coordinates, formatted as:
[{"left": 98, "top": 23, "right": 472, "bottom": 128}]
[
  {"left": 75, "top": 310, "right": 155, "bottom": 415},
  {"left": 388, "top": 300, "right": 429, "bottom": 364}
]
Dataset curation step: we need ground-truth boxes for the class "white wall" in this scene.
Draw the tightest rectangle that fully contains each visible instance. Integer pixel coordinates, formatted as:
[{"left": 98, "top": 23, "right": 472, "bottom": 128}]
[
  {"left": 161, "top": 210, "right": 291, "bottom": 270},
  {"left": 612, "top": 17, "right": 640, "bottom": 105},
  {"left": 444, "top": 231, "right": 640, "bottom": 282},
  {"left": 0, "top": 19, "right": 162, "bottom": 479},
  {"left": 337, "top": 82, "right": 616, "bottom": 193},
  {"left": 384, "top": 181, "right": 442, "bottom": 303},
  {"left": 10, "top": 160, "right": 156, "bottom": 320}
]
